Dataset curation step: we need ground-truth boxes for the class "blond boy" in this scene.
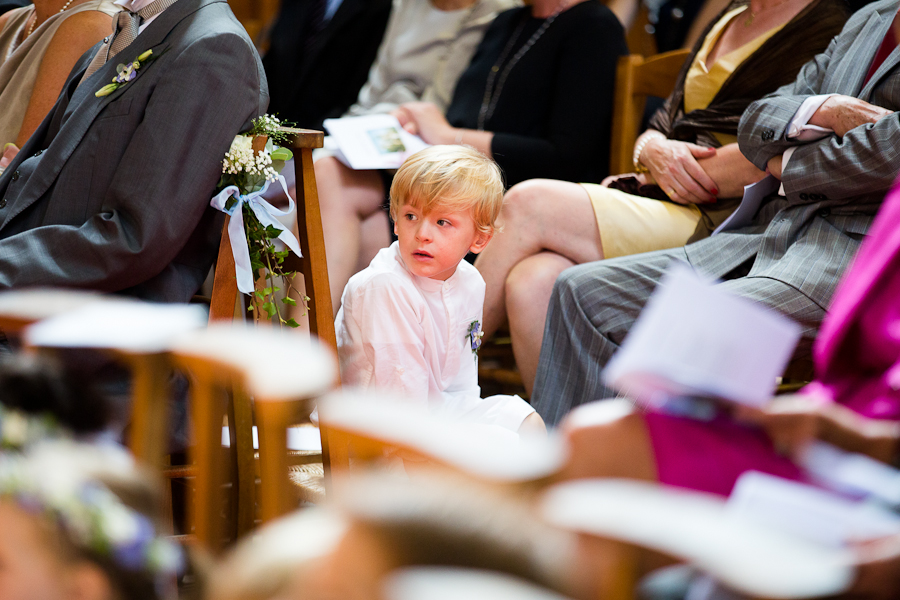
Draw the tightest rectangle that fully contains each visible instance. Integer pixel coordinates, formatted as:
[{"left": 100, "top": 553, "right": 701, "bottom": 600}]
[{"left": 335, "top": 146, "right": 544, "bottom": 434}]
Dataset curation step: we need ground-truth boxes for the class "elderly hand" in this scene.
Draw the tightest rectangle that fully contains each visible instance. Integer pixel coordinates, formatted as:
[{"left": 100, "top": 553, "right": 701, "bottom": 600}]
[
  {"left": 640, "top": 137, "right": 718, "bottom": 205},
  {"left": 396, "top": 102, "right": 455, "bottom": 145},
  {"left": 811, "top": 95, "right": 895, "bottom": 138}
]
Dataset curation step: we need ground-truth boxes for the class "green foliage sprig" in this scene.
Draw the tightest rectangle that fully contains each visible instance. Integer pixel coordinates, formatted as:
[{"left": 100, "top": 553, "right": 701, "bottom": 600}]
[{"left": 216, "top": 115, "right": 309, "bottom": 327}]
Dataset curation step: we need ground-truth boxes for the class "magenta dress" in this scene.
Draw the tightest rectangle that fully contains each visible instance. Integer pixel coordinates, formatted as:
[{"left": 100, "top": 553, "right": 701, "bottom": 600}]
[{"left": 645, "top": 182, "right": 900, "bottom": 496}]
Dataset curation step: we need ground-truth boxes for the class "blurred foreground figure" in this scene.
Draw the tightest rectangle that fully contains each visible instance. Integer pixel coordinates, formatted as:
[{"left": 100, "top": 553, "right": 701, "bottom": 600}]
[
  {"left": 0, "top": 441, "right": 182, "bottom": 600},
  {"left": 208, "top": 473, "right": 586, "bottom": 600}
]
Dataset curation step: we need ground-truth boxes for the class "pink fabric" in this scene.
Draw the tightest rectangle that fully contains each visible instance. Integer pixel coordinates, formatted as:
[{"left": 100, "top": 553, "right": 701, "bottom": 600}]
[{"left": 650, "top": 181, "right": 900, "bottom": 496}]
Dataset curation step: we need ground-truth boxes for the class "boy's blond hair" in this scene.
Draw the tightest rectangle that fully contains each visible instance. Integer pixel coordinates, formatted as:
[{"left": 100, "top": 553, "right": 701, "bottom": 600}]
[{"left": 390, "top": 145, "right": 504, "bottom": 235}]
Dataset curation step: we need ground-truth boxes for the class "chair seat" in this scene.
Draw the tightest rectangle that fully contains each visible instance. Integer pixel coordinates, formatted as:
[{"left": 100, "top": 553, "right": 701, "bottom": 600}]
[
  {"left": 289, "top": 462, "right": 326, "bottom": 505},
  {"left": 319, "top": 391, "right": 567, "bottom": 483},
  {"left": 0, "top": 288, "right": 105, "bottom": 332}
]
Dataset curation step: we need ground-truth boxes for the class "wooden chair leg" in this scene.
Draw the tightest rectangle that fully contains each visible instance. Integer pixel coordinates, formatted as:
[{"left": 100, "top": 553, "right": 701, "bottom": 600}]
[
  {"left": 127, "top": 353, "right": 171, "bottom": 468},
  {"left": 190, "top": 374, "right": 229, "bottom": 552},
  {"left": 231, "top": 387, "right": 257, "bottom": 535},
  {"left": 256, "top": 399, "right": 294, "bottom": 522},
  {"left": 290, "top": 142, "right": 347, "bottom": 483}
]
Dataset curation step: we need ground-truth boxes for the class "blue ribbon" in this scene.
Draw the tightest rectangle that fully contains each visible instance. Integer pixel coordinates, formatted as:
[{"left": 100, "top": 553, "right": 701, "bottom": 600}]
[{"left": 209, "top": 175, "right": 303, "bottom": 294}]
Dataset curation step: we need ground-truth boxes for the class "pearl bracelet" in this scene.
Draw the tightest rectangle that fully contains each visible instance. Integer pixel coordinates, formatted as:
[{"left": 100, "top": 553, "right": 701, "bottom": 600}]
[{"left": 632, "top": 130, "right": 666, "bottom": 173}]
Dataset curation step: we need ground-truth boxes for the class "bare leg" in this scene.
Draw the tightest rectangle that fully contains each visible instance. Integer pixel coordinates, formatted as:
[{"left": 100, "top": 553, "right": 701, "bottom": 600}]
[
  {"left": 474, "top": 179, "right": 603, "bottom": 337},
  {"left": 506, "top": 252, "right": 575, "bottom": 395},
  {"left": 316, "top": 156, "right": 386, "bottom": 312},
  {"left": 356, "top": 211, "right": 392, "bottom": 273}
]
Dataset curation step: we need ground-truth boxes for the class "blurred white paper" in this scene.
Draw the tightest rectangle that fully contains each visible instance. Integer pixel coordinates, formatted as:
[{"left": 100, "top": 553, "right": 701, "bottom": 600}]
[
  {"left": 728, "top": 471, "right": 900, "bottom": 548},
  {"left": 800, "top": 441, "right": 900, "bottom": 507},
  {"left": 712, "top": 175, "right": 779, "bottom": 235},
  {"left": 324, "top": 115, "right": 430, "bottom": 170},
  {"left": 26, "top": 302, "right": 207, "bottom": 353},
  {"left": 603, "top": 262, "right": 802, "bottom": 407}
]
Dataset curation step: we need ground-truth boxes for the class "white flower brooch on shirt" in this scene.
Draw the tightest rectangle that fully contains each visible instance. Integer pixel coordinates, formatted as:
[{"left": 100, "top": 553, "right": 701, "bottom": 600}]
[{"left": 467, "top": 320, "right": 484, "bottom": 357}]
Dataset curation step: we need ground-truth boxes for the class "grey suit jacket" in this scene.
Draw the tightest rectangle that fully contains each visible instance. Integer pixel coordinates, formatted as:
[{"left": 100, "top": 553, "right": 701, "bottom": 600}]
[
  {"left": 0, "top": 0, "right": 268, "bottom": 302},
  {"left": 683, "top": 0, "right": 900, "bottom": 311}
]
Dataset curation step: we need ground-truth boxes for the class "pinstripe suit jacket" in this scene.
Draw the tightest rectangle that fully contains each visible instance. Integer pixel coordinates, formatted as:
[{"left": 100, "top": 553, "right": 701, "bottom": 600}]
[
  {"left": 683, "top": 0, "right": 900, "bottom": 311},
  {"left": 0, "top": 0, "right": 267, "bottom": 302}
]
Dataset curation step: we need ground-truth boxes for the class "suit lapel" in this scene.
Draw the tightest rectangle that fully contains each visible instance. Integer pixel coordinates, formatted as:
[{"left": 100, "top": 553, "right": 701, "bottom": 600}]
[
  {"left": 0, "top": 43, "right": 166, "bottom": 229},
  {"left": 843, "top": 10, "right": 888, "bottom": 98},
  {"left": 860, "top": 41, "right": 900, "bottom": 101}
]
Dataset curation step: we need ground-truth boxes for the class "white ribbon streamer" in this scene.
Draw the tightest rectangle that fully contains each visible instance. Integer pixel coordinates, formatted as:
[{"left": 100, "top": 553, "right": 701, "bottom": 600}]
[{"left": 209, "top": 175, "right": 303, "bottom": 294}]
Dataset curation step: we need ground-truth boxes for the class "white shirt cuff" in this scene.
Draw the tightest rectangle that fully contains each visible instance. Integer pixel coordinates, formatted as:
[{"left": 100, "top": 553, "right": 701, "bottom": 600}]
[
  {"left": 777, "top": 146, "right": 798, "bottom": 196},
  {"left": 786, "top": 94, "right": 837, "bottom": 140}
]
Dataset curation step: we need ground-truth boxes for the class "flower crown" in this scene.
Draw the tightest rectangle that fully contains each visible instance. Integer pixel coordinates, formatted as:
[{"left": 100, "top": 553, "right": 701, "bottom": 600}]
[
  {"left": 0, "top": 401, "right": 65, "bottom": 450},
  {"left": 0, "top": 443, "right": 183, "bottom": 584}
]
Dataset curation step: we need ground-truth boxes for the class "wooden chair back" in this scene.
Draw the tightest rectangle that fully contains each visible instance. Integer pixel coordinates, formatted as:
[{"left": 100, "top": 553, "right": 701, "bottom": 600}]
[
  {"left": 10, "top": 294, "right": 207, "bottom": 469},
  {"left": 208, "top": 127, "right": 335, "bottom": 353},
  {"left": 169, "top": 325, "right": 336, "bottom": 549},
  {"left": 205, "top": 127, "right": 343, "bottom": 533},
  {"left": 609, "top": 49, "right": 690, "bottom": 176},
  {"left": 318, "top": 391, "right": 567, "bottom": 489}
]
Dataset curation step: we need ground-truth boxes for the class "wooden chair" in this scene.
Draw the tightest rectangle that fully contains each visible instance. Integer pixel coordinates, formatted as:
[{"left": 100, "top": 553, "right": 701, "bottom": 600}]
[
  {"left": 201, "top": 127, "right": 341, "bottom": 533},
  {"left": 168, "top": 324, "right": 336, "bottom": 549},
  {"left": 317, "top": 390, "right": 567, "bottom": 489},
  {"left": 0, "top": 289, "right": 103, "bottom": 334},
  {"left": 208, "top": 127, "right": 334, "bottom": 352},
  {"left": 609, "top": 49, "right": 690, "bottom": 176},
  {"left": 539, "top": 479, "right": 854, "bottom": 600},
  {"left": 16, "top": 294, "right": 208, "bottom": 468}
]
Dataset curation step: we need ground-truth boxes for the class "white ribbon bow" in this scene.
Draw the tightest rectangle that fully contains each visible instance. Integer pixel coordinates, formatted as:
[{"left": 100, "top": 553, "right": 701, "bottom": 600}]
[{"left": 209, "top": 175, "right": 302, "bottom": 294}]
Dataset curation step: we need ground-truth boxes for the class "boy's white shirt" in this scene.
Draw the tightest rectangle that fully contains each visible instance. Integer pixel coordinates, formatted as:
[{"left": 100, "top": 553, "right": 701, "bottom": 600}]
[{"left": 335, "top": 242, "right": 534, "bottom": 431}]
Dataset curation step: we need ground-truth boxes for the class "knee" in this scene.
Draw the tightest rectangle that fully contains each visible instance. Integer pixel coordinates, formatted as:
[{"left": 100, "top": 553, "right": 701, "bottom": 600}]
[
  {"left": 501, "top": 179, "right": 554, "bottom": 228},
  {"left": 552, "top": 262, "right": 600, "bottom": 308},
  {"left": 505, "top": 256, "right": 566, "bottom": 308}
]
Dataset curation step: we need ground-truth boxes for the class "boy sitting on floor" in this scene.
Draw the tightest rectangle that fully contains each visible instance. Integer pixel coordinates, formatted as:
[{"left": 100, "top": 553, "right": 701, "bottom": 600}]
[{"left": 335, "top": 145, "right": 545, "bottom": 435}]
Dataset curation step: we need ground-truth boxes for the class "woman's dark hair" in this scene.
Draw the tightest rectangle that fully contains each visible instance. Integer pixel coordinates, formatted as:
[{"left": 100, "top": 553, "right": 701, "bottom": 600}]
[{"left": 0, "top": 353, "right": 111, "bottom": 433}]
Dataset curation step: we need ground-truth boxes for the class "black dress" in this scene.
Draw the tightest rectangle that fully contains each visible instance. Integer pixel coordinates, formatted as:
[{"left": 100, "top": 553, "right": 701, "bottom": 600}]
[
  {"left": 263, "top": 0, "right": 393, "bottom": 131},
  {"left": 445, "top": 0, "right": 628, "bottom": 186}
]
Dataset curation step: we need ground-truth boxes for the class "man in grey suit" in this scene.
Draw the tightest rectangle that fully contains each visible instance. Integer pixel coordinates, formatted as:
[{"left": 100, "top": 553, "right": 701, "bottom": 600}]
[
  {"left": 532, "top": 0, "right": 900, "bottom": 426},
  {"left": 0, "top": 0, "right": 266, "bottom": 303}
]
